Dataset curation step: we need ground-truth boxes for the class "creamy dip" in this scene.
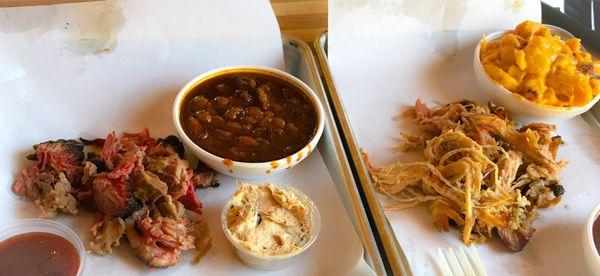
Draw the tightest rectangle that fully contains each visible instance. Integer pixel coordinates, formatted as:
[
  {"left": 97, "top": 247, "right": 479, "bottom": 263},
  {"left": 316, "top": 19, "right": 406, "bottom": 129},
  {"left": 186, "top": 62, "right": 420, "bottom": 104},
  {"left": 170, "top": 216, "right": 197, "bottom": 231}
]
[{"left": 225, "top": 183, "right": 312, "bottom": 256}]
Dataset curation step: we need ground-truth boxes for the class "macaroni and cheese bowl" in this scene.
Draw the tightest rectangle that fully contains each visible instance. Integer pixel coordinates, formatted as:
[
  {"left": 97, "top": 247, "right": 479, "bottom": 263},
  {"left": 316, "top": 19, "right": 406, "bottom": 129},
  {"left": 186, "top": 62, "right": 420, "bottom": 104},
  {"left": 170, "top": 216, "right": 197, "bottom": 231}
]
[{"left": 474, "top": 21, "right": 600, "bottom": 122}]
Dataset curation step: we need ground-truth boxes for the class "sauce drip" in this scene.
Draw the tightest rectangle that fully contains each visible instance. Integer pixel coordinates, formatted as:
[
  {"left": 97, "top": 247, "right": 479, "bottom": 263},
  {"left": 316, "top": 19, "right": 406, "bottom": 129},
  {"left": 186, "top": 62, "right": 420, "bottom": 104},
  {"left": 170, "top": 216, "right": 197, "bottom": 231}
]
[{"left": 0, "top": 232, "right": 79, "bottom": 276}]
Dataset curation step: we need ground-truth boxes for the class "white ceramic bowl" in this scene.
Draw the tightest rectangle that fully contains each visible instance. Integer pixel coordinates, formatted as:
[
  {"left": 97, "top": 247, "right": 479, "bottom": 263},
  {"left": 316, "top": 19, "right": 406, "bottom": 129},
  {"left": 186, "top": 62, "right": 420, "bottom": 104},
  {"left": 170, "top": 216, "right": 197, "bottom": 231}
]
[
  {"left": 0, "top": 219, "right": 86, "bottom": 276},
  {"left": 473, "top": 24, "right": 600, "bottom": 123},
  {"left": 173, "top": 66, "right": 325, "bottom": 179},
  {"left": 221, "top": 185, "right": 321, "bottom": 270},
  {"left": 584, "top": 203, "right": 600, "bottom": 275}
]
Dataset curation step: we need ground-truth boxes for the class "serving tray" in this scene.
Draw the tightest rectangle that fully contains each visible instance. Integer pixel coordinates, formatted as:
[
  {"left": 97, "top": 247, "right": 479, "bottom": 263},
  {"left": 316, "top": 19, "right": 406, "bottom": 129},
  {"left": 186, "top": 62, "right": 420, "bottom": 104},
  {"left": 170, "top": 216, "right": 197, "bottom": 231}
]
[
  {"left": 313, "top": 32, "right": 412, "bottom": 276},
  {"left": 315, "top": 5, "right": 600, "bottom": 274},
  {"left": 0, "top": 33, "right": 382, "bottom": 275},
  {"left": 282, "top": 37, "right": 385, "bottom": 275}
]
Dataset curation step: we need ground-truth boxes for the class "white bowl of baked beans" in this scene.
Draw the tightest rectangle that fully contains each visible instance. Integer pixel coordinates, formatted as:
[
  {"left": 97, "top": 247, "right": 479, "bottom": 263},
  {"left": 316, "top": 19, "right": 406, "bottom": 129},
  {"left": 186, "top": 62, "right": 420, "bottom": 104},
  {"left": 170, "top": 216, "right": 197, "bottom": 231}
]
[{"left": 173, "top": 66, "right": 325, "bottom": 179}]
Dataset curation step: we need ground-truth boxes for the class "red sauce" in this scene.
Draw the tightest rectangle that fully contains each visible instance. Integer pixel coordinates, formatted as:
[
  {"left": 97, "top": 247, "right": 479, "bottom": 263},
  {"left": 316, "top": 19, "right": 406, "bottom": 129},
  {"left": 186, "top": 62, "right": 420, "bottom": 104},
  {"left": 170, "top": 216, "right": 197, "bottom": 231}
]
[
  {"left": 594, "top": 215, "right": 600, "bottom": 254},
  {"left": 0, "top": 232, "right": 79, "bottom": 276}
]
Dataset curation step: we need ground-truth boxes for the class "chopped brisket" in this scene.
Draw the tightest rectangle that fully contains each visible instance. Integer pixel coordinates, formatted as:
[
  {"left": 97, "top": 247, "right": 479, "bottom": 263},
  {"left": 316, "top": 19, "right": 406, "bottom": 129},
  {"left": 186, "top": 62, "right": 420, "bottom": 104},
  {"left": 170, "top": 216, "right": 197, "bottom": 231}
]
[
  {"left": 86, "top": 152, "right": 108, "bottom": 172},
  {"left": 89, "top": 217, "right": 125, "bottom": 255},
  {"left": 178, "top": 181, "right": 203, "bottom": 214},
  {"left": 13, "top": 130, "right": 216, "bottom": 266},
  {"left": 159, "top": 135, "right": 185, "bottom": 158},
  {"left": 131, "top": 171, "right": 168, "bottom": 204}
]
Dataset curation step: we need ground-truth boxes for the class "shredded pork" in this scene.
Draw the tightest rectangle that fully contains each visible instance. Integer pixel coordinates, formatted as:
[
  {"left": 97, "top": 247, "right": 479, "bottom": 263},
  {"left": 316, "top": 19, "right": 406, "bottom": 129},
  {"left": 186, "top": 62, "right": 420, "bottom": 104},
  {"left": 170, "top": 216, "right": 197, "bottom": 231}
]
[{"left": 364, "top": 100, "right": 565, "bottom": 251}]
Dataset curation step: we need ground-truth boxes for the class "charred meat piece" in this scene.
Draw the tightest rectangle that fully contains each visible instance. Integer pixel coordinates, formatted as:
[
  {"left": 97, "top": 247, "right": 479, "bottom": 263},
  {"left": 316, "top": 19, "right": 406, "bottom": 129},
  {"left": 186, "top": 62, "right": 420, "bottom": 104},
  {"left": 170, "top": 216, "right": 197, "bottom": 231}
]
[
  {"left": 159, "top": 135, "right": 185, "bottom": 158},
  {"left": 91, "top": 174, "right": 140, "bottom": 218},
  {"left": 73, "top": 188, "right": 94, "bottom": 211},
  {"left": 131, "top": 171, "right": 168, "bottom": 204},
  {"left": 125, "top": 209, "right": 194, "bottom": 268},
  {"left": 101, "top": 132, "right": 146, "bottom": 173},
  {"left": 13, "top": 166, "right": 51, "bottom": 201},
  {"left": 145, "top": 155, "right": 190, "bottom": 199},
  {"left": 92, "top": 175, "right": 126, "bottom": 217},
  {"left": 147, "top": 135, "right": 184, "bottom": 158},
  {"left": 497, "top": 227, "right": 531, "bottom": 251},
  {"left": 122, "top": 128, "right": 157, "bottom": 147},
  {"left": 84, "top": 128, "right": 156, "bottom": 149},
  {"left": 189, "top": 171, "right": 218, "bottom": 189},
  {"left": 497, "top": 209, "right": 538, "bottom": 251},
  {"left": 23, "top": 139, "right": 84, "bottom": 183},
  {"left": 119, "top": 185, "right": 143, "bottom": 219},
  {"left": 178, "top": 182, "right": 203, "bottom": 215},
  {"left": 33, "top": 172, "right": 79, "bottom": 218},
  {"left": 126, "top": 228, "right": 181, "bottom": 268},
  {"left": 106, "top": 151, "right": 144, "bottom": 180},
  {"left": 89, "top": 217, "right": 125, "bottom": 255},
  {"left": 156, "top": 195, "right": 185, "bottom": 219},
  {"left": 178, "top": 153, "right": 219, "bottom": 215},
  {"left": 80, "top": 137, "right": 106, "bottom": 147},
  {"left": 26, "top": 139, "right": 84, "bottom": 162},
  {"left": 86, "top": 152, "right": 108, "bottom": 173},
  {"left": 81, "top": 161, "right": 98, "bottom": 186},
  {"left": 190, "top": 162, "right": 219, "bottom": 189},
  {"left": 12, "top": 139, "right": 83, "bottom": 218}
]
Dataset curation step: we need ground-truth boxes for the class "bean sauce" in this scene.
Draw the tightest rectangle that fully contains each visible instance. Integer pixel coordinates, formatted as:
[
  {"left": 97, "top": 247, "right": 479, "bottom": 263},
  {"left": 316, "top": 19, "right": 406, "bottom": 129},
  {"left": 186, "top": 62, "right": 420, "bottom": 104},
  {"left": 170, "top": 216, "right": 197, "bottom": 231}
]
[
  {"left": 180, "top": 73, "right": 317, "bottom": 162},
  {"left": 0, "top": 232, "right": 80, "bottom": 276}
]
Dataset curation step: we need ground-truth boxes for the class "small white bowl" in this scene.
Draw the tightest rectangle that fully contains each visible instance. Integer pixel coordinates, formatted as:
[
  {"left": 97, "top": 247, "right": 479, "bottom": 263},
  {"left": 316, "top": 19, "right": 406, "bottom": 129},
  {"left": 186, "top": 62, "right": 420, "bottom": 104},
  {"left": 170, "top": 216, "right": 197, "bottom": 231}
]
[
  {"left": 584, "top": 203, "right": 600, "bottom": 275},
  {"left": 473, "top": 24, "right": 600, "bottom": 122},
  {"left": 173, "top": 65, "right": 325, "bottom": 179},
  {"left": 221, "top": 185, "right": 321, "bottom": 270},
  {"left": 0, "top": 219, "right": 86, "bottom": 276}
]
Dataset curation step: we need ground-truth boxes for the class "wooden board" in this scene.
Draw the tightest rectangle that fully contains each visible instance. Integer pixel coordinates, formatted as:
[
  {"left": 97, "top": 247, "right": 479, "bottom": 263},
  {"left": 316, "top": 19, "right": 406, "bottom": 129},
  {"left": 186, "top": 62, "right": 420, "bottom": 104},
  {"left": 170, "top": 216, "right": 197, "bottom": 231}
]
[
  {"left": 0, "top": 0, "right": 328, "bottom": 42},
  {"left": 271, "top": 0, "right": 327, "bottom": 42}
]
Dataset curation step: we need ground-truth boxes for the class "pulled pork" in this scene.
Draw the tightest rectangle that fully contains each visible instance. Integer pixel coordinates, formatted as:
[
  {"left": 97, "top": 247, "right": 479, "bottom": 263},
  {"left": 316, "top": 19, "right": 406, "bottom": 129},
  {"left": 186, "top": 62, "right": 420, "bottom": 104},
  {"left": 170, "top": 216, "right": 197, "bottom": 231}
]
[{"left": 365, "top": 100, "right": 565, "bottom": 251}]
